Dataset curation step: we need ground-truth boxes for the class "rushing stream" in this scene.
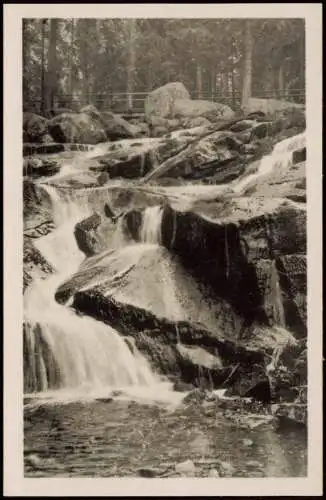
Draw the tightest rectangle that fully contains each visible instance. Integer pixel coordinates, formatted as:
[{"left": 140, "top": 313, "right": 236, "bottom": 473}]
[
  {"left": 24, "top": 186, "right": 182, "bottom": 406},
  {"left": 24, "top": 132, "right": 307, "bottom": 477}
]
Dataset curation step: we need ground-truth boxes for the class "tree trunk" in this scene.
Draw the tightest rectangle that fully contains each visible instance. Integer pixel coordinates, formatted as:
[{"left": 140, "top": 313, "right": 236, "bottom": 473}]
[
  {"left": 126, "top": 19, "right": 137, "bottom": 111},
  {"left": 278, "top": 64, "right": 284, "bottom": 99},
  {"left": 196, "top": 64, "right": 203, "bottom": 99},
  {"left": 45, "top": 19, "right": 58, "bottom": 113},
  {"left": 81, "top": 20, "right": 89, "bottom": 107},
  {"left": 40, "top": 20, "right": 47, "bottom": 115},
  {"left": 69, "top": 19, "right": 75, "bottom": 106},
  {"left": 231, "top": 38, "right": 236, "bottom": 108},
  {"left": 210, "top": 69, "right": 216, "bottom": 101},
  {"left": 241, "top": 20, "right": 253, "bottom": 109},
  {"left": 222, "top": 72, "right": 228, "bottom": 98},
  {"left": 105, "top": 73, "right": 112, "bottom": 108},
  {"left": 264, "top": 64, "right": 275, "bottom": 97},
  {"left": 22, "top": 20, "right": 29, "bottom": 111},
  {"left": 147, "top": 65, "right": 153, "bottom": 91},
  {"left": 299, "top": 32, "right": 305, "bottom": 102}
]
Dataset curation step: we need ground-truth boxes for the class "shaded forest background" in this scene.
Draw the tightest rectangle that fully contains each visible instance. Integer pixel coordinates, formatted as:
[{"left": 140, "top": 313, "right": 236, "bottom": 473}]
[{"left": 22, "top": 18, "right": 305, "bottom": 114}]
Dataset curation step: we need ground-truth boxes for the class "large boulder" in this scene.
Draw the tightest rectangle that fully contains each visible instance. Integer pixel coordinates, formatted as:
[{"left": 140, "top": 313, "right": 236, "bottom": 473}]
[
  {"left": 48, "top": 112, "right": 107, "bottom": 145},
  {"left": 173, "top": 99, "right": 235, "bottom": 121},
  {"left": 100, "top": 111, "right": 142, "bottom": 140},
  {"left": 145, "top": 82, "right": 190, "bottom": 119},
  {"left": 70, "top": 286, "right": 265, "bottom": 391},
  {"left": 188, "top": 196, "right": 306, "bottom": 262},
  {"left": 74, "top": 212, "right": 103, "bottom": 257},
  {"left": 242, "top": 97, "right": 305, "bottom": 116},
  {"left": 86, "top": 135, "right": 197, "bottom": 180},
  {"left": 57, "top": 195, "right": 306, "bottom": 337},
  {"left": 143, "top": 130, "right": 243, "bottom": 182},
  {"left": 23, "top": 157, "right": 60, "bottom": 178},
  {"left": 52, "top": 196, "right": 306, "bottom": 397},
  {"left": 158, "top": 196, "right": 306, "bottom": 333},
  {"left": 23, "top": 112, "right": 49, "bottom": 143},
  {"left": 55, "top": 268, "right": 265, "bottom": 391}
]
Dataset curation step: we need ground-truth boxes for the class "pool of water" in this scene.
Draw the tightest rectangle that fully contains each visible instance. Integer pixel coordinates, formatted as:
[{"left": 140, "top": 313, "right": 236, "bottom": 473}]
[{"left": 24, "top": 397, "right": 307, "bottom": 478}]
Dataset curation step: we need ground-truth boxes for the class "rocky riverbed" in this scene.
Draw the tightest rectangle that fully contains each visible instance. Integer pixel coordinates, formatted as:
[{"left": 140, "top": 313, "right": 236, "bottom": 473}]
[
  {"left": 23, "top": 91, "right": 308, "bottom": 477},
  {"left": 24, "top": 393, "right": 307, "bottom": 478}
]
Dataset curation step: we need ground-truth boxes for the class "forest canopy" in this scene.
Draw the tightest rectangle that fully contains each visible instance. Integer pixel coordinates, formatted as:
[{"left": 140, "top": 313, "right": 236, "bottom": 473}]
[{"left": 23, "top": 18, "right": 305, "bottom": 114}]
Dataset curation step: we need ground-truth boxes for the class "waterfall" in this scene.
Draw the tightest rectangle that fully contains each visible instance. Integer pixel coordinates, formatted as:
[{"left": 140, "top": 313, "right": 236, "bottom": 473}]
[
  {"left": 24, "top": 277, "right": 158, "bottom": 394},
  {"left": 233, "top": 132, "right": 306, "bottom": 194},
  {"left": 24, "top": 184, "right": 177, "bottom": 404},
  {"left": 34, "top": 185, "right": 87, "bottom": 274},
  {"left": 140, "top": 205, "right": 164, "bottom": 244}
]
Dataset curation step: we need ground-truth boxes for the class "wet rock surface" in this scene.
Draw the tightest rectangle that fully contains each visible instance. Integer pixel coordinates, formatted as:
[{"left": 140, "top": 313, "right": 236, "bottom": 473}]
[
  {"left": 23, "top": 143, "right": 94, "bottom": 157},
  {"left": 158, "top": 198, "right": 306, "bottom": 327},
  {"left": 74, "top": 213, "right": 102, "bottom": 257},
  {"left": 59, "top": 285, "right": 284, "bottom": 396},
  {"left": 23, "top": 239, "right": 54, "bottom": 292},
  {"left": 23, "top": 112, "right": 49, "bottom": 143},
  {"left": 99, "top": 111, "right": 143, "bottom": 140},
  {"left": 23, "top": 102, "right": 308, "bottom": 479},
  {"left": 23, "top": 180, "right": 54, "bottom": 236},
  {"left": 23, "top": 157, "right": 61, "bottom": 178},
  {"left": 48, "top": 112, "right": 108, "bottom": 145},
  {"left": 23, "top": 180, "right": 56, "bottom": 292},
  {"left": 52, "top": 162, "right": 307, "bottom": 402},
  {"left": 86, "top": 135, "right": 201, "bottom": 179},
  {"left": 143, "top": 130, "right": 243, "bottom": 182}
]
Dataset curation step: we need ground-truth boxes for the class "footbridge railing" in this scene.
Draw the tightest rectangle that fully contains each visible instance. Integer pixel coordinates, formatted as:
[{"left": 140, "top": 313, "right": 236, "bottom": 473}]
[{"left": 27, "top": 88, "right": 305, "bottom": 115}]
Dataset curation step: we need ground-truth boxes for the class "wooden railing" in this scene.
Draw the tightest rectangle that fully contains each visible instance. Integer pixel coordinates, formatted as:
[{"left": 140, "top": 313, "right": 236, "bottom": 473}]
[{"left": 27, "top": 89, "right": 306, "bottom": 114}]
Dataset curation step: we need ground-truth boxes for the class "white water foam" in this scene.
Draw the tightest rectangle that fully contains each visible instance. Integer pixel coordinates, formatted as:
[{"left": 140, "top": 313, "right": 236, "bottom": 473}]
[
  {"left": 24, "top": 185, "right": 182, "bottom": 406},
  {"left": 24, "top": 274, "right": 158, "bottom": 390},
  {"left": 138, "top": 131, "right": 306, "bottom": 207},
  {"left": 233, "top": 132, "right": 306, "bottom": 194},
  {"left": 140, "top": 205, "right": 164, "bottom": 244}
]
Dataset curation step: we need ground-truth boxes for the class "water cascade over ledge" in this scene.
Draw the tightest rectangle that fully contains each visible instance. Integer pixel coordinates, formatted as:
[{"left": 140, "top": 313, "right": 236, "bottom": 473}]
[
  {"left": 24, "top": 183, "right": 182, "bottom": 406},
  {"left": 23, "top": 130, "right": 306, "bottom": 410},
  {"left": 233, "top": 132, "right": 306, "bottom": 194}
]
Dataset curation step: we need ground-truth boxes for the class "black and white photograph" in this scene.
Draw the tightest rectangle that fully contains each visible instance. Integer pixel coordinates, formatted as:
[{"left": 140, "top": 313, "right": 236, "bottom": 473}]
[{"left": 3, "top": 3, "right": 323, "bottom": 497}]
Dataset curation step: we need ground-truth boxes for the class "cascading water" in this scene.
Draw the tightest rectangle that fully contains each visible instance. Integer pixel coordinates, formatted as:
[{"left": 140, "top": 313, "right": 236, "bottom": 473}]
[
  {"left": 24, "top": 130, "right": 305, "bottom": 403},
  {"left": 137, "top": 131, "right": 306, "bottom": 207},
  {"left": 24, "top": 184, "right": 180, "bottom": 405},
  {"left": 233, "top": 132, "right": 306, "bottom": 194},
  {"left": 140, "top": 205, "right": 164, "bottom": 244}
]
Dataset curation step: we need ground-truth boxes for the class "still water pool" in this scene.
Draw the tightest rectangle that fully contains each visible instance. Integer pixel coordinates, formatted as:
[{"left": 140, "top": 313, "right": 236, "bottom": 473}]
[{"left": 24, "top": 397, "right": 307, "bottom": 478}]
